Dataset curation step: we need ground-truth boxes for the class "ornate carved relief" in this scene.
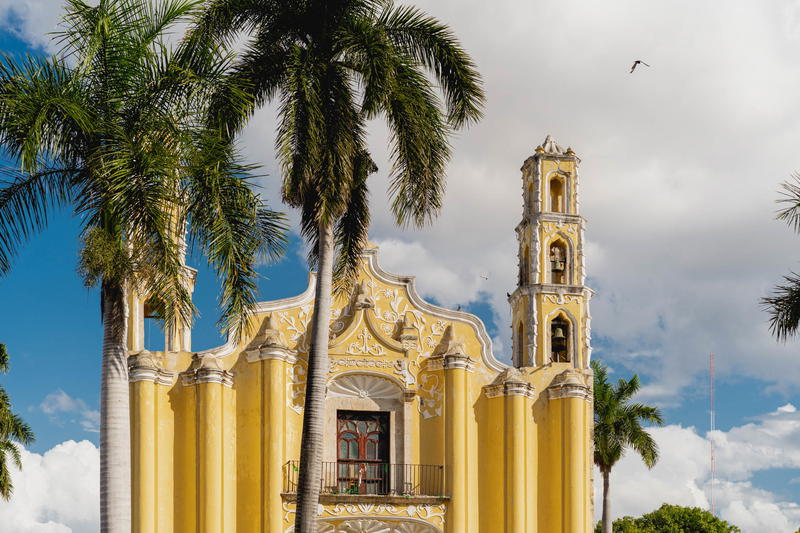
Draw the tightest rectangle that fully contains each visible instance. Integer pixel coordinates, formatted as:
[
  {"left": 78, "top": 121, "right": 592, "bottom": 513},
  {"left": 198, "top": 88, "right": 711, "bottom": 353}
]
[
  {"left": 277, "top": 305, "right": 313, "bottom": 352},
  {"left": 328, "top": 374, "right": 402, "bottom": 400},
  {"left": 416, "top": 371, "right": 443, "bottom": 419},
  {"left": 347, "top": 328, "right": 387, "bottom": 357},
  {"left": 287, "top": 363, "right": 307, "bottom": 413},
  {"left": 321, "top": 502, "right": 446, "bottom": 526},
  {"left": 282, "top": 502, "right": 446, "bottom": 531},
  {"left": 318, "top": 519, "right": 440, "bottom": 533},
  {"left": 543, "top": 294, "right": 581, "bottom": 305}
]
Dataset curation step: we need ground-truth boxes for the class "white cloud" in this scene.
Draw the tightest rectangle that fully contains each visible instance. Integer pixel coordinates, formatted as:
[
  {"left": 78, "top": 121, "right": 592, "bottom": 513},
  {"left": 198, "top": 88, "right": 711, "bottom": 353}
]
[
  {"left": 237, "top": 0, "right": 800, "bottom": 402},
  {"left": 40, "top": 390, "right": 100, "bottom": 433},
  {"left": 597, "top": 404, "right": 800, "bottom": 532},
  {"left": 0, "top": 440, "right": 99, "bottom": 533},
  {"left": 0, "top": 0, "right": 63, "bottom": 51}
]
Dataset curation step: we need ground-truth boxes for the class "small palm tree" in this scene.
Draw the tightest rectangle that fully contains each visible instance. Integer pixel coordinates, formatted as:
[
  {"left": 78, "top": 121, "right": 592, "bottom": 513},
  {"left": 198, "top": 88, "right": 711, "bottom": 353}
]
[
  {"left": 593, "top": 360, "right": 664, "bottom": 533},
  {"left": 763, "top": 175, "right": 800, "bottom": 340},
  {"left": 0, "top": 0, "right": 284, "bottom": 529},
  {"left": 187, "top": 1, "right": 484, "bottom": 530},
  {"left": 0, "top": 343, "right": 35, "bottom": 501}
]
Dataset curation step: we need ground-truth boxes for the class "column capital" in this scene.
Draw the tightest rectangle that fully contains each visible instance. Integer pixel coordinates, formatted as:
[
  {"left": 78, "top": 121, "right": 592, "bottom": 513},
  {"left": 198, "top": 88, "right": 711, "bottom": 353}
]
[
  {"left": 181, "top": 353, "right": 233, "bottom": 387},
  {"left": 128, "top": 350, "right": 176, "bottom": 385},
  {"left": 484, "top": 368, "right": 535, "bottom": 399},
  {"left": 443, "top": 353, "right": 474, "bottom": 371},
  {"left": 547, "top": 369, "right": 592, "bottom": 401}
]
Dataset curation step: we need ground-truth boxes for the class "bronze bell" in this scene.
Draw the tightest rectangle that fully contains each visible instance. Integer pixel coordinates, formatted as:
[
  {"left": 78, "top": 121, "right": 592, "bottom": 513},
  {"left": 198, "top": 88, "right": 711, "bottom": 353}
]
[
  {"left": 551, "top": 259, "right": 565, "bottom": 272},
  {"left": 552, "top": 327, "right": 567, "bottom": 350}
]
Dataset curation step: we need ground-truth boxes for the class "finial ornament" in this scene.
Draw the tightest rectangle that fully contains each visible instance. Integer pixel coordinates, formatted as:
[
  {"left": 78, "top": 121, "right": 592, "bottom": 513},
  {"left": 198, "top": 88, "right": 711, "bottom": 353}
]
[
  {"left": 254, "top": 313, "right": 289, "bottom": 350},
  {"left": 539, "top": 135, "right": 566, "bottom": 155},
  {"left": 434, "top": 324, "right": 467, "bottom": 357}
]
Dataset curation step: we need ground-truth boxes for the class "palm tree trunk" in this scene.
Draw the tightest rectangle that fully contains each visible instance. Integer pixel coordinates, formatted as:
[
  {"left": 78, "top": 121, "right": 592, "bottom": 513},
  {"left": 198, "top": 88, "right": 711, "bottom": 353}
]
[
  {"left": 602, "top": 469, "right": 612, "bottom": 533},
  {"left": 294, "top": 223, "right": 335, "bottom": 533},
  {"left": 100, "top": 281, "right": 131, "bottom": 533}
]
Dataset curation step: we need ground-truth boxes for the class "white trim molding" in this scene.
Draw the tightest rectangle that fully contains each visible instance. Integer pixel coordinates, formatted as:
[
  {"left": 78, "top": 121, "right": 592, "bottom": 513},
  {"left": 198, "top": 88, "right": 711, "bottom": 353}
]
[
  {"left": 484, "top": 368, "right": 535, "bottom": 399},
  {"left": 547, "top": 369, "right": 592, "bottom": 401},
  {"left": 181, "top": 352, "right": 234, "bottom": 388},
  {"left": 128, "top": 350, "right": 176, "bottom": 385}
]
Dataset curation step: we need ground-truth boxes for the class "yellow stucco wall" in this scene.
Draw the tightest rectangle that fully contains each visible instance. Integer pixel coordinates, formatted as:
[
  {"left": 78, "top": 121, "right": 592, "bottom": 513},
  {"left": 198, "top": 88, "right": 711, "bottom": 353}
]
[{"left": 128, "top": 138, "right": 594, "bottom": 533}]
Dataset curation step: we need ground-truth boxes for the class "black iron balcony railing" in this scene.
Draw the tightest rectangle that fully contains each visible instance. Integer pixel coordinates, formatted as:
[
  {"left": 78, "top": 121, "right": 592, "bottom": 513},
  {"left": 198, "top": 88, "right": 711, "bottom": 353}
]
[{"left": 283, "top": 461, "right": 445, "bottom": 497}]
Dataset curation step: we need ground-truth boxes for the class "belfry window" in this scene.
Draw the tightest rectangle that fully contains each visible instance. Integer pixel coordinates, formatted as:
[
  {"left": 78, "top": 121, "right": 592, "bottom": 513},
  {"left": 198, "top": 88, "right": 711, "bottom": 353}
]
[
  {"left": 550, "top": 317, "right": 570, "bottom": 363},
  {"left": 550, "top": 178, "right": 564, "bottom": 213},
  {"left": 143, "top": 300, "right": 165, "bottom": 351},
  {"left": 549, "top": 242, "right": 568, "bottom": 284}
]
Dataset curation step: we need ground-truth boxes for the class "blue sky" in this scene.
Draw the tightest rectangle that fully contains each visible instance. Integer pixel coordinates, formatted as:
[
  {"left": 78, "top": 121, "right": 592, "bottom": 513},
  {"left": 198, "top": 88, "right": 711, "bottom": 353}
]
[{"left": 4, "top": 1, "right": 800, "bottom": 531}]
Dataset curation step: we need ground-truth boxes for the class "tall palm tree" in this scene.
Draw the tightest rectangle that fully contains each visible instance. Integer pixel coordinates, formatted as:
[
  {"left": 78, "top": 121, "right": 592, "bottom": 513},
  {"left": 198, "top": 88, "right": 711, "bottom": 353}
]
[
  {"left": 187, "top": 0, "right": 484, "bottom": 529},
  {"left": 763, "top": 175, "right": 800, "bottom": 340},
  {"left": 592, "top": 360, "right": 664, "bottom": 533},
  {"left": 0, "top": 0, "right": 285, "bottom": 529},
  {"left": 0, "top": 343, "right": 34, "bottom": 501}
]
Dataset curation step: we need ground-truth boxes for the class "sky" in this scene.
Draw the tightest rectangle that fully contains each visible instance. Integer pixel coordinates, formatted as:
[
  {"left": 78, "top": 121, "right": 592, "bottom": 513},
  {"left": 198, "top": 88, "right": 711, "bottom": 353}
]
[{"left": 2, "top": 0, "right": 800, "bottom": 531}]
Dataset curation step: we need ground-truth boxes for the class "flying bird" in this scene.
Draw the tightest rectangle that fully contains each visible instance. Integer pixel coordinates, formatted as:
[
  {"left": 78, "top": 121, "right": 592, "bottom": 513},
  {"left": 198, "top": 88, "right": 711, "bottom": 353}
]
[
  {"left": 506, "top": 292, "right": 512, "bottom": 299},
  {"left": 630, "top": 60, "right": 650, "bottom": 73},
  {"left": 480, "top": 275, "right": 489, "bottom": 280}
]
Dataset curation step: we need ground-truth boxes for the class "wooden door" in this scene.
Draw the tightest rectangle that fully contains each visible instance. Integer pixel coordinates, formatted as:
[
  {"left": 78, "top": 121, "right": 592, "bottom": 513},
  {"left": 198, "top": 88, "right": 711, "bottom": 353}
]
[{"left": 336, "top": 411, "right": 390, "bottom": 494}]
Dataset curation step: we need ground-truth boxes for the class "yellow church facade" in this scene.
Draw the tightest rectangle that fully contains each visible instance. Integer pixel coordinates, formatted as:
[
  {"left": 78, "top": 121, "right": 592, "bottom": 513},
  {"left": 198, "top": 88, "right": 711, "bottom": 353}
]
[{"left": 127, "top": 136, "right": 594, "bottom": 533}]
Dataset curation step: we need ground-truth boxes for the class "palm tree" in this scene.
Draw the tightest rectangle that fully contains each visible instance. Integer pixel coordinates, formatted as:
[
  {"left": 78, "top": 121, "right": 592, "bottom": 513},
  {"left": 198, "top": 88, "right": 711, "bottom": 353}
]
[
  {"left": 0, "top": 343, "right": 34, "bottom": 501},
  {"left": 0, "top": 0, "right": 285, "bottom": 529},
  {"left": 763, "top": 175, "right": 800, "bottom": 340},
  {"left": 592, "top": 360, "right": 664, "bottom": 533},
  {"left": 187, "top": 0, "right": 484, "bottom": 529}
]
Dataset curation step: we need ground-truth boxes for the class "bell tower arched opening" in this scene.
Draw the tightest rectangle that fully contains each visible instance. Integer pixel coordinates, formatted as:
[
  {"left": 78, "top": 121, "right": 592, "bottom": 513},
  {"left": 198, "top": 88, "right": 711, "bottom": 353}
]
[
  {"left": 550, "top": 316, "right": 570, "bottom": 363},
  {"left": 549, "top": 240, "right": 568, "bottom": 284},
  {"left": 549, "top": 177, "right": 564, "bottom": 213}
]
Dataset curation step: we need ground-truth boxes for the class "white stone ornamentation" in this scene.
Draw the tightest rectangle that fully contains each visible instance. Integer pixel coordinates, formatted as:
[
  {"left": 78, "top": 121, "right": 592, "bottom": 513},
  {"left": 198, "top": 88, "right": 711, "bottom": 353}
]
[
  {"left": 328, "top": 374, "right": 402, "bottom": 400},
  {"left": 347, "top": 328, "right": 387, "bottom": 357}
]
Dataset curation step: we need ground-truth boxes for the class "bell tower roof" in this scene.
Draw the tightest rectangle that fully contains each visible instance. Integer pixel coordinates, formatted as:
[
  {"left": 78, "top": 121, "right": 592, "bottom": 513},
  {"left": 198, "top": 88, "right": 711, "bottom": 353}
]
[{"left": 535, "top": 135, "right": 575, "bottom": 158}]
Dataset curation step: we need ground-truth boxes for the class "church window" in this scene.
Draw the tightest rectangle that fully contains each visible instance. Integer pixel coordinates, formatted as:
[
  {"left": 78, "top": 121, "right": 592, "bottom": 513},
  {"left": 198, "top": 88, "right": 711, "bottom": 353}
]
[
  {"left": 549, "top": 177, "right": 565, "bottom": 213},
  {"left": 336, "top": 411, "right": 390, "bottom": 494},
  {"left": 516, "top": 322, "right": 526, "bottom": 367},
  {"left": 550, "top": 317, "right": 570, "bottom": 363},
  {"left": 549, "top": 241, "right": 568, "bottom": 284}
]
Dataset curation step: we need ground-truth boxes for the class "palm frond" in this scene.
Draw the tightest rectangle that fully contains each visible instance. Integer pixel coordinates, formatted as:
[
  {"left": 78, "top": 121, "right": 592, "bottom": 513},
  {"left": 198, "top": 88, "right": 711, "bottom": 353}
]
[
  {"left": 333, "top": 149, "right": 376, "bottom": 293},
  {"left": 383, "top": 58, "right": 450, "bottom": 227},
  {"left": 0, "top": 167, "right": 77, "bottom": 275},
  {"left": 379, "top": 5, "right": 484, "bottom": 127},
  {"left": 762, "top": 272, "right": 800, "bottom": 341},
  {"left": 0, "top": 345, "right": 7, "bottom": 374},
  {"left": 186, "top": 131, "right": 287, "bottom": 338},
  {"left": 776, "top": 173, "right": 800, "bottom": 233}
]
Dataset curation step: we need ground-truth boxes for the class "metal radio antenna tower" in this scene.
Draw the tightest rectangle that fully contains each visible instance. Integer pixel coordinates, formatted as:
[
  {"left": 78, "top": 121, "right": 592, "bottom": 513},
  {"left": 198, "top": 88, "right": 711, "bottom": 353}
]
[{"left": 710, "top": 351, "right": 716, "bottom": 516}]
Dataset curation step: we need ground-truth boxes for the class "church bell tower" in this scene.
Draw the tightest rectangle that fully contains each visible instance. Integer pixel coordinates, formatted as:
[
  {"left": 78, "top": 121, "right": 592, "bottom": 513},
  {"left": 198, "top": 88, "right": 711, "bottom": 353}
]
[{"left": 510, "top": 135, "right": 592, "bottom": 368}]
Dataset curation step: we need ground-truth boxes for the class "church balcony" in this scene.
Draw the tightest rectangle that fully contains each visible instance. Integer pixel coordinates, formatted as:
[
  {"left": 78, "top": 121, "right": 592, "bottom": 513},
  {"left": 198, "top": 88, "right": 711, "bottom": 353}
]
[{"left": 282, "top": 461, "right": 447, "bottom": 504}]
